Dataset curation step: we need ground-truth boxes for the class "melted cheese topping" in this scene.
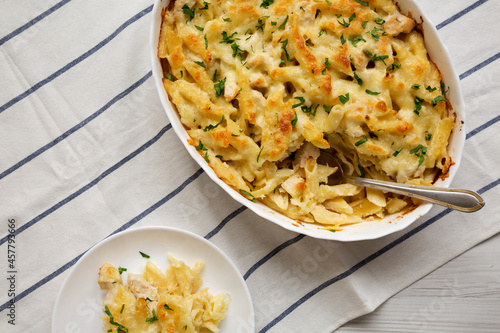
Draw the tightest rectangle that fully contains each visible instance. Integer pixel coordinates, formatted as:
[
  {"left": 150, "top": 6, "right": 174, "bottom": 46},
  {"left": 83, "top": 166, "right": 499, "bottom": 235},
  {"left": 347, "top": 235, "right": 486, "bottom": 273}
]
[
  {"left": 158, "top": 0, "right": 455, "bottom": 227},
  {"left": 98, "top": 255, "right": 229, "bottom": 333}
]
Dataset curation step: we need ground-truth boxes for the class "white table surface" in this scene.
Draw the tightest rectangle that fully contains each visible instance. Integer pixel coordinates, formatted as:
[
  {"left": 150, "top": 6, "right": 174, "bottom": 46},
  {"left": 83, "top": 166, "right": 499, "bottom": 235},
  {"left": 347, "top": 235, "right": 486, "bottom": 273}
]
[{"left": 337, "top": 232, "right": 500, "bottom": 332}]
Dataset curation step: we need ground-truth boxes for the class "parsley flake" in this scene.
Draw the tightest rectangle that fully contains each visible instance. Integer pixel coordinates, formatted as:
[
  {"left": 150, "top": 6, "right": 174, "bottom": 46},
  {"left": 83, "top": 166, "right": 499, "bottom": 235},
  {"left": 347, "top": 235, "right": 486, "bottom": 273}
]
[
  {"left": 146, "top": 309, "right": 158, "bottom": 323},
  {"left": 355, "top": 0, "right": 369, "bottom": 6},
  {"left": 214, "top": 77, "right": 227, "bottom": 97},
  {"left": 292, "top": 96, "right": 305, "bottom": 108},
  {"left": 431, "top": 95, "right": 447, "bottom": 106},
  {"left": 203, "top": 115, "right": 225, "bottom": 132},
  {"left": 339, "top": 93, "right": 350, "bottom": 104},
  {"left": 353, "top": 72, "right": 363, "bottom": 86},
  {"left": 182, "top": 4, "right": 195, "bottom": 22},
  {"left": 355, "top": 137, "right": 368, "bottom": 146},
  {"left": 139, "top": 251, "right": 150, "bottom": 258}
]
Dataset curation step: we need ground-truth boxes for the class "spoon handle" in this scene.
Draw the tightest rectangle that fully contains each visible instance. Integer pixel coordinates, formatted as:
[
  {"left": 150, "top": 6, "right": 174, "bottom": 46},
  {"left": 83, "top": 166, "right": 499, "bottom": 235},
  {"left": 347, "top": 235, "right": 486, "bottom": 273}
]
[{"left": 346, "top": 176, "right": 485, "bottom": 213}]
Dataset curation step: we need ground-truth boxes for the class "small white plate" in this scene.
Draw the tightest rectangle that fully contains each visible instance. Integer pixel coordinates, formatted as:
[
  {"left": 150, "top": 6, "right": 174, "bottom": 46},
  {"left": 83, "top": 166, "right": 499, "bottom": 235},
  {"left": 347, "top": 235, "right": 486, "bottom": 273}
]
[{"left": 52, "top": 226, "right": 255, "bottom": 333}]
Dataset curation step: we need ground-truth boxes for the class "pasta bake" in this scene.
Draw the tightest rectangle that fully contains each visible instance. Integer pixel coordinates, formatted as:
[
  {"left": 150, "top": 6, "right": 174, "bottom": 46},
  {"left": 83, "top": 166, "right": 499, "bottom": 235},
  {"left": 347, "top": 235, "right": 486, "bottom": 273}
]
[
  {"left": 158, "top": 0, "right": 455, "bottom": 228},
  {"left": 98, "top": 254, "right": 229, "bottom": 332}
]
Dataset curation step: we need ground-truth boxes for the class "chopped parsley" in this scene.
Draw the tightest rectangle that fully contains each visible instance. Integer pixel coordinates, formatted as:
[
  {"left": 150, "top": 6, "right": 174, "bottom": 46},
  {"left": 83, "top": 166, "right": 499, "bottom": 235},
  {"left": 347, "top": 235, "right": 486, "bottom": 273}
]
[
  {"left": 371, "top": 54, "right": 389, "bottom": 65},
  {"left": 195, "top": 141, "right": 208, "bottom": 151},
  {"left": 323, "top": 105, "right": 331, "bottom": 114},
  {"left": 365, "top": 89, "right": 380, "bottom": 95},
  {"left": 204, "top": 34, "right": 208, "bottom": 49},
  {"left": 146, "top": 309, "right": 158, "bottom": 323},
  {"left": 257, "top": 146, "right": 264, "bottom": 162},
  {"left": 387, "top": 62, "right": 401, "bottom": 72},
  {"left": 353, "top": 72, "right": 363, "bottom": 86},
  {"left": 339, "top": 93, "right": 350, "bottom": 104},
  {"left": 440, "top": 81, "right": 449, "bottom": 94},
  {"left": 256, "top": 17, "right": 266, "bottom": 31},
  {"left": 301, "top": 104, "right": 319, "bottom": 116},
  {"left": 118, "top": 266, "right": 127, "bottom": 274},
  {"left": 340, "top": 34, "right": 346, "bottom": 44},
  {"left": 358, "top": 165, "right": 365, "bottom": 177},
  {"left": 204, "top": 151, "right": 210, "bottom": 162},
  {"left": 393, "top": 148, "right": 402, "bottom": 157},
  {"left": 426, "top": 86, "right": 437, "bottom": 92},
  {"left": 214, "top": 77, "right": 226, "bottom": 97},
  {"left": 200, "top": 1, "right": 210, "bottom": 10},
  {"left": 368, "top": 26, "right": 385, "bottom": 41},
  {"left": 280, "top": 39, "right": 292, "bottom": 61},
  {"left": 425, "top": 133, "right": 432, "bottom": 141},
  {"left": 355, "top": 137, "right": 368, "bottom": 146},
  {"left": 355, "top": 0, "right": 369, "bottom": 6},
  {"left": 375, "top": 18, "right": 386, "bottom": 25},
  {"left": 431, "top": 95, "right": 447, "bottom": 106},
  {"left": 411, "top": 84, "right": 420, "bottom": 90},
  {"left": 291, "top": 111, "right": 298, "bottom": 127},
  {"left": 220, "top": 31, "right": 238, "bottom": 44},
  {"left": 184, "top": 325, "right": 188, "bottom": 330},
  {"left": 165, "top": 73, "right": 176, "bottom": 82},
  {"left": 194, "top": 60, "right": 206, "bottom": 68},
  {"left": 104, "top": 306, "right": 129, "bottom": 333},
  {"left": 139, "top": 251, "right": 150, "bottom": 258},
  {"left": 414, "top": 96, "right": 424, "bottom": 115},
  {"left": 322, "top": 57, "right": 331, "bottom": 75},
  {"left": 182, "top": 4, "right": 195, "bottom": 22},
  {"left": 195, "top": 25, "right": 204, "bottom": 31},
  {"left": 362, "top": 20, "right": 368, "bottom": 29},
  {"left": 202, "top": 115, "right": 225, "bottom": 132},
  {"left": 260, "top": 0, "right": 274, "bottom": 8},
  {"left": 239, "top": 189, "right": 257, "bottom": 202},
  {"left": 223, "top": 17, "right": 232, "bottom": 22},
  {"left": 410, "top": 144, "right": 428, "bottom": 166},
  {"left": 338, "top": 13, "right": 355, "bottom": 27},
  {"left": 231, "top": 43, "right": 245, "bottom": 61},
  {"left": 120, "top": 304, "right": 125, "bottom": 314},
  {"left": 349, "top": 36, "right": 366, "bottom": 47},
  {"left": 278, "top": 15, "right": 289, "bottom": 30},
  {"left": 292, "top": 96, "right": 305, "bottom": 108},
  {"left": 164, "top": 304, "right": 174, "bottom": 311}
]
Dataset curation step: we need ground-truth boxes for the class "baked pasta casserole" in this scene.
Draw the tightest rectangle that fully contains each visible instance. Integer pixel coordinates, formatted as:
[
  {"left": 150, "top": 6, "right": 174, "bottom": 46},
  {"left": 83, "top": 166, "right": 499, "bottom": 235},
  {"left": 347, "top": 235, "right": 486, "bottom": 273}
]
[
  {"left": 158, "top": 0, "right": 455, "bottom": 228},
  {"left": 98, "top": 255, "right": 229, "bottom": 332}
]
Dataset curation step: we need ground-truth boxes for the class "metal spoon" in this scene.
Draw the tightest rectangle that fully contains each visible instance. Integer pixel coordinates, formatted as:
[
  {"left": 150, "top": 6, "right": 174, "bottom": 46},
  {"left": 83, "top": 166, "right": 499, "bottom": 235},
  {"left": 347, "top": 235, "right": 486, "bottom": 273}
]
[{"left": 317, "top": 152, "right": 484, "bottom": 213}]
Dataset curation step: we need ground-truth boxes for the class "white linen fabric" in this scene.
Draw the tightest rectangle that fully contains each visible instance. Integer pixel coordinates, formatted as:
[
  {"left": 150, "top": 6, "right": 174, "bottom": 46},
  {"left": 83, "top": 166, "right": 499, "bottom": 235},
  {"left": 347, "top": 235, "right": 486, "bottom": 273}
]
[{"left": 0, "top": 0, "right": 499, "bottom": 332}]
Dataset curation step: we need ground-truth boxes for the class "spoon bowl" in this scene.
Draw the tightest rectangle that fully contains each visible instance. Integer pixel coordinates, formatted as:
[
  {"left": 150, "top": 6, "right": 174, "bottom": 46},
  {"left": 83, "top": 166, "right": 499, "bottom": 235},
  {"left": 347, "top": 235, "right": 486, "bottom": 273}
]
[{"left": 317, "top": 152, "right": 484, "bottom": 213}]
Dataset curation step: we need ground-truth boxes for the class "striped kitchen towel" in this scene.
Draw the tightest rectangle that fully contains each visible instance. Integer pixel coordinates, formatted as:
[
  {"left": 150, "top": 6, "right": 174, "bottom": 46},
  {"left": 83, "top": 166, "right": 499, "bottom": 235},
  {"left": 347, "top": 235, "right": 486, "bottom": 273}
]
[{"left": 0, "top": 0, "right": 499, "bottom": 332}]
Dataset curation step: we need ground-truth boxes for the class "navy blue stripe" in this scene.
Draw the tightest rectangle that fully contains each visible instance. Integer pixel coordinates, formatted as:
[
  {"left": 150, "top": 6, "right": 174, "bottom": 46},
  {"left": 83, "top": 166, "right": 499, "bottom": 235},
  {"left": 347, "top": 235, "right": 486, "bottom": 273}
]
[
  {"left": 0, "top": 123, "right": 171, "bottom": 247},
  {"left": 0, "top": 167, "right": 204, "bottom": 313},
  {"left": 436, "top": 0, "right": 489, "bottom": 30},
  {"left": 0, "top": 71, "right": 152, "bottom": 181},
  {"left": 460, "top": 51, "right": 500, "bottom": 81},
  {"left": 467, "top": 114, "right": 500, "bottom": 140},
  {"left": 204, "top": 206, "right": 247, "bottom": 239},
  {"left": 0, "top": 5, "right": 153, "bottom": 114},
  {"left": 259, "top": 178, "right": 498, "bottom": 332},
  {"left": 244, "top": 234, "right": 305, "bottom": 280},
  {"left": 107, "top": 168, "right": 204, "bottom": 237},
  {"left": 0, "top": 0, "right": 72, "bottom": 47}
]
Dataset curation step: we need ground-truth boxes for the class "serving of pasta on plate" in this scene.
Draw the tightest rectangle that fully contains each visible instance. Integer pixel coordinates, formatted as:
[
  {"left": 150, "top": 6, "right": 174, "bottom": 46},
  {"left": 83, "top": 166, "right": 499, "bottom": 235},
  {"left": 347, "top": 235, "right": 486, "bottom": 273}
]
[{"left": 156, "top": 0, "right": 456, "bottom": 230}]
